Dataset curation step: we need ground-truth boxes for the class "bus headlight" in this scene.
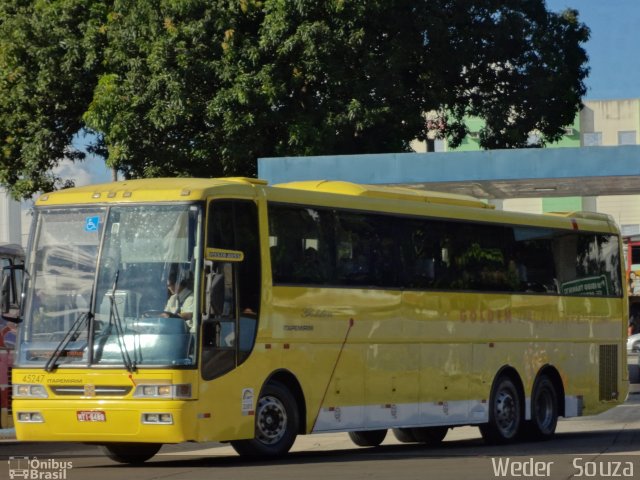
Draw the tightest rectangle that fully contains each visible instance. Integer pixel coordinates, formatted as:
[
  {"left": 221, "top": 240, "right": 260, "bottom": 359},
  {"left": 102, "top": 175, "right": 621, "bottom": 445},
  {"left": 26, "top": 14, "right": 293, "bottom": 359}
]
[
  {"left": 13, "top": 384, "right": 48, "bottom": 398},
  {"left": 133, "top": 384, "right": 192, "bottom": 399}
]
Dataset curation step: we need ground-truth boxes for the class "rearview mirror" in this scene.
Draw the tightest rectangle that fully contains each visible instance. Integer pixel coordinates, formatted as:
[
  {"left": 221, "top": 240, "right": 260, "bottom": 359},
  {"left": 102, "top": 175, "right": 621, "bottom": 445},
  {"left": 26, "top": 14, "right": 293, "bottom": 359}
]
[
  {"left": 1, "top": 264, "right": 23, "bottom": 323},
  {"left": 1, "top": 269, "right": 10, "bottom": 314}
]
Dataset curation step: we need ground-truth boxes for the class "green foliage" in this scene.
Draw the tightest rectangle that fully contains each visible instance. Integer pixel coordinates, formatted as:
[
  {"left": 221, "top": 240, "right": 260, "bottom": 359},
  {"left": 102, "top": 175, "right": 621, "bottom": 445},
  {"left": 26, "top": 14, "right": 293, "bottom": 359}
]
[{"left": 0, "top": 0, "right": 589, "bottom": 199}]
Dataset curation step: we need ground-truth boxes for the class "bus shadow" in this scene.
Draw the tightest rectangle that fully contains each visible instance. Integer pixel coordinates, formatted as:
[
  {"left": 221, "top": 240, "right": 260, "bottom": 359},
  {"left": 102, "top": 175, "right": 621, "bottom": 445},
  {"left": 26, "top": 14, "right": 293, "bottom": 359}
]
[{"left": 82, "top": 428, "right": 640, "bottom": 470}]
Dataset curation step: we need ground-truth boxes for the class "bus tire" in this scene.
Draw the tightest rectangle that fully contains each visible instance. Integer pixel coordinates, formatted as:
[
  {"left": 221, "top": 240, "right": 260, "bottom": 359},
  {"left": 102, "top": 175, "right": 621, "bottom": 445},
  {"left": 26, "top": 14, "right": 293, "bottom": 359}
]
[
  {"left": 411, "top": 426, "right": 448, "bottom": 445},
  {"left": 392, "top": 428, "right": 417, "bottom": 443},
  {"left": 348, "top": 429, "right": 387, "bottom": 447},
  {"left": 230, "top": 381, "right": 299, "bottom": 458},
  {"left": 100, "top": 443, "right": 162, "bottom": 464},
  {"left": 479, "top": 375, "right": 522, "bottom": 444},
  {"left": 525, "top": 375, "right": 558, "bottom": 440}
]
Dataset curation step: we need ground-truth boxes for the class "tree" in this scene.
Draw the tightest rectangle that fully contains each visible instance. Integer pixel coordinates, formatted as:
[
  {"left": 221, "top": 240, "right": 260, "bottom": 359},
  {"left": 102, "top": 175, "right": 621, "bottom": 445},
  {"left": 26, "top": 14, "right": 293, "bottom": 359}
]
[
  {"left": 0, "top": 0, "right": 107, "bottom": 198},
  {"left": 0, "top": 0, "right": 589, "bottom": 199},
  {"left": 419, "top": 1, "right": 589, "bottom": 149}
]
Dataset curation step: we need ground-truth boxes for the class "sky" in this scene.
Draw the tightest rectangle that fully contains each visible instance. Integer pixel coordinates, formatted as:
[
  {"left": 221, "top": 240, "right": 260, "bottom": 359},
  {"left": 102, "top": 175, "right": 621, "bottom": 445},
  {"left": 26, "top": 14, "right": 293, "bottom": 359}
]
[
  {"left": 65, "top": 0, "right": 640, "bottom": 187},
  {"left": 545, "top": 0, "right": 640, "bottom": 100}
]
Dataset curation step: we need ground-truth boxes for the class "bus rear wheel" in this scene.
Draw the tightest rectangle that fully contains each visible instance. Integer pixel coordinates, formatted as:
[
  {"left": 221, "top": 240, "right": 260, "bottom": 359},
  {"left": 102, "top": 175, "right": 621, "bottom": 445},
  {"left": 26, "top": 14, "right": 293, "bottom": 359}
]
[
  {"left": 348, "top": 429, "right": 387, "bottom": 447},
  {"left": 231, "top": 381, "right": 299, "bottom": 458},
  {"left": 525, "top": 375, "right": 558, "bottom": 440},
  {"left": 480, "top": 375, "right": 522, "bottom": 444},
  {"left": 412, "top": 426, "right": 448, "bottom": 445},
  {"left": 100, "top": 443, "right": 162, "bottom": 464},
  {"left": 392, "top": 428, "right": 417, "bottom": 443}
]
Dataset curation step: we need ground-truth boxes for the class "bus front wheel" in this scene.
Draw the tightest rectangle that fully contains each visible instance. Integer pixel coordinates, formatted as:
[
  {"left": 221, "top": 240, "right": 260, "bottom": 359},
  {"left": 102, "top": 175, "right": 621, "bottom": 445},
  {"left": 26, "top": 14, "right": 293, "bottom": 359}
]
[
  {"left": 480, "top": 375, "right": 523, "bottom": 444},
  {"left": 100, "top": 443, "right": 162, "bottom": 464},
  {"left": 231, "top": 381, "right": 299, "bottom": 458}
]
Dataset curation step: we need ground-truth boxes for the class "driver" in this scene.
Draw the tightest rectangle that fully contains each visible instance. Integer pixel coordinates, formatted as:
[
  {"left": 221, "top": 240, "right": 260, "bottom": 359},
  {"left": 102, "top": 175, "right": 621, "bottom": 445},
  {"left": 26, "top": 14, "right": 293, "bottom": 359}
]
[{"left": 161, "top": 272, "right": 194, "bottom": 323}]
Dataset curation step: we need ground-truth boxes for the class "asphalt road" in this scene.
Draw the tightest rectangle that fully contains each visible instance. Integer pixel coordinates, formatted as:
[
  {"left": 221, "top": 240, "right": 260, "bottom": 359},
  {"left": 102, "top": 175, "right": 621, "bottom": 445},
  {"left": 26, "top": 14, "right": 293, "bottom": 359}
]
[{"left": 3, "top": 393, "right": 640, "bottom": 480}]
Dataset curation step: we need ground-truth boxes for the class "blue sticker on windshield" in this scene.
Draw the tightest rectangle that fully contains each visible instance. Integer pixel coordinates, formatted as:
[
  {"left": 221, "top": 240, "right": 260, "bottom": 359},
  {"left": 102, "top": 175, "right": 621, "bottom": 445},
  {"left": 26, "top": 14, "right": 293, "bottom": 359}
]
[{"left": 84, "top": 216, "right": 100, "bottom": 232}]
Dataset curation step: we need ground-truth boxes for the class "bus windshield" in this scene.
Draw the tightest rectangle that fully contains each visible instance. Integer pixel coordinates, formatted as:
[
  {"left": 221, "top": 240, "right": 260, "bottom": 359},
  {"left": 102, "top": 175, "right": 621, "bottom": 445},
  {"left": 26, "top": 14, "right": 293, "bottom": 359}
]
[{"left": 17, "top": 204, "right": 201, "bottom": 368}]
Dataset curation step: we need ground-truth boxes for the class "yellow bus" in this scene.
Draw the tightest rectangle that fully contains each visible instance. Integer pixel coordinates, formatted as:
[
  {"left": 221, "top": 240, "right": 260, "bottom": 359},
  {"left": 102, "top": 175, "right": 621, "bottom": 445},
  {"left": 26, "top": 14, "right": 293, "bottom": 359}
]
[{"left": 10, "top": 178, "right": 627, "bottom": 463}]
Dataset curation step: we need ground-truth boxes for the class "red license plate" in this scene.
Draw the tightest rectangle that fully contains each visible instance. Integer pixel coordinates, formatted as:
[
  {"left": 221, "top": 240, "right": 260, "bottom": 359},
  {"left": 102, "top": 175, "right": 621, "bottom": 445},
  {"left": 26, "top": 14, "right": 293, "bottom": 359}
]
[{"left": 77, "top": 410, "right": 106, "bottom": 422}]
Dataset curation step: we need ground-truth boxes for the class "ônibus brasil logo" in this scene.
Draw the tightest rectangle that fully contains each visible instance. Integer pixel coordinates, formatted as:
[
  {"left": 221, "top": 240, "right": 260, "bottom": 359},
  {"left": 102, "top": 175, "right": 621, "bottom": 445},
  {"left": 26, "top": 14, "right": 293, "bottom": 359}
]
[{"left": 8, "top": 457, "right": 73, "bottom": 480}]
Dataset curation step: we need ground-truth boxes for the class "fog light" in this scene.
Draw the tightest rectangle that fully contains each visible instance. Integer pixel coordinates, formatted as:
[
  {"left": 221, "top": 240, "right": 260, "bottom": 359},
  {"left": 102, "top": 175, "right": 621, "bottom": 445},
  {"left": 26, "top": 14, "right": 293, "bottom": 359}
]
[
  {"left": 159, "top": 414, "right": 173, "bottom": 424},
  {"left": 17, "top": 411, "right": 44, "bottom": 423},
  {"left": 142, "top": 413, "right": 173, "bottom": 424},
  {"left": 144, "top": 413, "right": 159, "bottom": 423}
]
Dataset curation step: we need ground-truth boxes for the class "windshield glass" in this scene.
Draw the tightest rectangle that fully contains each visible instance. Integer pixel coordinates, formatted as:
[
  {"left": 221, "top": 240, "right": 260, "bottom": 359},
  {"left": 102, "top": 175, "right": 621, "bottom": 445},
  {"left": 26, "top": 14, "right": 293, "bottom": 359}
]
[{"left": 17, "top": 204, "right": 201, "bottom": 368}]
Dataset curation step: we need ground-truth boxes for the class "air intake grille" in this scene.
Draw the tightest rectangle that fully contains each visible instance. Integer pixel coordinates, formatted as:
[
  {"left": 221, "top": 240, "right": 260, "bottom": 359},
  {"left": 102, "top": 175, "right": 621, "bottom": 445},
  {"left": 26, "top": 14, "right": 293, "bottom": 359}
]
[
  {"left": 599, "top": 344, "right": 618, "bottom": 401},
  {"left": 50, "top": 385, "right": 133, "bottom": 397}
]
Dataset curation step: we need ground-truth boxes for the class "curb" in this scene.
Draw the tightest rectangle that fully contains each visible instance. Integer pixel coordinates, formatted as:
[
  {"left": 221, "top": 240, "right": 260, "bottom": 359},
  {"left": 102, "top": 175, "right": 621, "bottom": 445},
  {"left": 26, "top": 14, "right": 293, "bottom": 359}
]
[{"left": 0, "top": 428, "right": 16, "bottom": 441}]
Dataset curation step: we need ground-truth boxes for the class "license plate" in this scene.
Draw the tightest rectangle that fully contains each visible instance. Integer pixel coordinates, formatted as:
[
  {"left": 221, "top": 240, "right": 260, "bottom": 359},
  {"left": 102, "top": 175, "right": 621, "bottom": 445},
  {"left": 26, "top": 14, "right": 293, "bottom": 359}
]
[{"left": 77, "top": 410, "right": 106, "bottom": 422}]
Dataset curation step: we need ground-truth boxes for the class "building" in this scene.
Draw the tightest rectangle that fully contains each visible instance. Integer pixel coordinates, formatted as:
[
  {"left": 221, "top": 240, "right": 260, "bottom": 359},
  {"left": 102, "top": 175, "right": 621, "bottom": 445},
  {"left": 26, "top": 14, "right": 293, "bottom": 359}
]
[
  {"left": 260, "top": 99, "right": 640, "bottom": 236},
  {"left": 0, "top": 188, "right": 22, "bottom": 245},
  {"left": 411, "top": 99, "right": 640, "bottom": 234}
]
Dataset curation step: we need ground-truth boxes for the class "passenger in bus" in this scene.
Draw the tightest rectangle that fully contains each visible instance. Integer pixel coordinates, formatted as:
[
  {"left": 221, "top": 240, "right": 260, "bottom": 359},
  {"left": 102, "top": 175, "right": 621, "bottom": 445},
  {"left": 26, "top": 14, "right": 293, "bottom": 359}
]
[
  {"left": 161, "top": 272, "right": 194, "bottom": 325},
  {"left": 294, "top": 247, "right": 325, "bottom": 283},
  {"left": 629, "top": 303, "right": 640, "bottom": 336},
  {"left": 629, "top": 272, "right": 640, "bottom": 296}
]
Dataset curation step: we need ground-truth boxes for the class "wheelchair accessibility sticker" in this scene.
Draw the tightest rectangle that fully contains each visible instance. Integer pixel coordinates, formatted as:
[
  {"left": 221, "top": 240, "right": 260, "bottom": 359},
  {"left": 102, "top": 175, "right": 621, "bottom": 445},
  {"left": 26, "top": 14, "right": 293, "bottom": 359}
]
[{"left": 84, "top": 216, "right": 100, "bottom": 233}]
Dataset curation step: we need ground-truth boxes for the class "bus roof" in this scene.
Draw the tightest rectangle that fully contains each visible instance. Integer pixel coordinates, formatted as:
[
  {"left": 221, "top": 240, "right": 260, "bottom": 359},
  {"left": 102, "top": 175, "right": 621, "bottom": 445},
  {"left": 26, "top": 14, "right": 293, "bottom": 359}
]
[
  {"left": 35, "top": 177, "right": 267, "bottom": 206},
  {"left": 272, "top": 180, "right": 494, "bottom": 209},
  {"left": 33, "top": 177, "right": 618, "bottom": 234},
  {"left": 35, "top": 177, "right": 490, "bottom": 209}
]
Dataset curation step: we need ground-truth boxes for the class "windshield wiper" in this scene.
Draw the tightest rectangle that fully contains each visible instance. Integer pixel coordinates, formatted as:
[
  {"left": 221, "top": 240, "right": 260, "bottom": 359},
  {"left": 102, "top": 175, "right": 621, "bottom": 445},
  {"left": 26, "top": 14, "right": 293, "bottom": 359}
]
[
  {"left": 107, "top": 270, "right": 135, "bottom": 372},
  {"left": 44, "top": 311, "right": 91, "bottom": 372}
]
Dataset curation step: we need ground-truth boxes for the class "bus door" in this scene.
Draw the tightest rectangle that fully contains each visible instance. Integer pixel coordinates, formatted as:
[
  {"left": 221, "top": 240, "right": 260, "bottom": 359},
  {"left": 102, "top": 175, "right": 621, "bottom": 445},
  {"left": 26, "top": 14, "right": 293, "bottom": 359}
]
[{"left": 201, "top": 200, "right": 260, "bottom": 380}]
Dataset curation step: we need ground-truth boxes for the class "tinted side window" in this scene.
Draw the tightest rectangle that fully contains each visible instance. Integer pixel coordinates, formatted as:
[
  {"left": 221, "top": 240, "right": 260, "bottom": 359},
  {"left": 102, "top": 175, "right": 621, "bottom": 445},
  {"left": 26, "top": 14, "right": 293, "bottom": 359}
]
[
  {"left": 267, "top": 203, "right": 621, "bottom": 297},
  {"left": 512, "top": 227, "right": 558, "bottom": 293},
  {"left": 555, "top": 233, "right": 622, "bottom": 296},
  {"left": 208, "top": 200, "right": 261, "bottom": 312},
  {"left": 335, "top": 212, "right": 397, "bottom": 287},
  {"left": 401, "top": 219, "right": 452, "bottom": 289},
  {"left": 444, "top": 222, "right": 519, "bottom": 292},
  {"left": 269, "top": 205, "right": 334, "bottom": 285}
]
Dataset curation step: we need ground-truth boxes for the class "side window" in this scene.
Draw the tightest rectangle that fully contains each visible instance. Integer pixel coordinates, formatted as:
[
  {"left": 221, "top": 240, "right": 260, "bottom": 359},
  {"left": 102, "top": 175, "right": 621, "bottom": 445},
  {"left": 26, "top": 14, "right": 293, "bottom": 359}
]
[
  {"left": 334, "top": 212, "right": 397, "bottom": 287},
  {"left": 401, "top": 219, "right": 447, "bottom": 289},
  {"left": 556, "top": 233, "right": 622, "bottom": 297},
  {"left": 446, "top": 223, "right": 518, "bottom": 292},
  {"left": 268, "top": 205, "right": 334, "bottom": 285},
  {"left": 512, "top": 227, "right": 558, "bottom": 293},
  {"left": 207, "top": 200, "right": 260, "bottom": 314},
  {"left": 202, "top": 199, "right": 260, "bottom": 380}
]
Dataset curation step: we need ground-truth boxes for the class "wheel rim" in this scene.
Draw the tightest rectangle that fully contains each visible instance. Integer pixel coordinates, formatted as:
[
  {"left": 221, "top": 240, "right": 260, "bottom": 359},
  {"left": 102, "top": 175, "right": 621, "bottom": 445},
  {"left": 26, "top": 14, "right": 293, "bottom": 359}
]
[
  {"left": 534, "top": 386, "right": 555, "bottom": 432},
  {"left": 256, "top": 395, "right": 288, "bottom": 445},
  {"left": 494, "top": 386, "right": 519, "bottom": 437}
]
